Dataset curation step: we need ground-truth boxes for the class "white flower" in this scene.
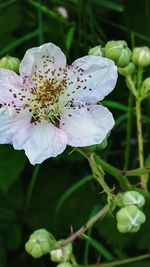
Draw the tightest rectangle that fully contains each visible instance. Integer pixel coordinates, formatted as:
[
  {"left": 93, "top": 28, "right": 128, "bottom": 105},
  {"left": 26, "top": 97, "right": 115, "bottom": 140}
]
[{"left": 0, "top": 43, "right": 117, "bottom": 164}]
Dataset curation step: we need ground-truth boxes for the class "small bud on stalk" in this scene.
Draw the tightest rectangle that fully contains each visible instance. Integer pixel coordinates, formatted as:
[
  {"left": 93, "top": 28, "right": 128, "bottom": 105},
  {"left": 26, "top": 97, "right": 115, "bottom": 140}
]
[
  {"left": 132, "top": 46, "right": 150, "bottom": 68},
  {"left": 50, "top": 242, "right": 73, "bottom": 263},
  {"left": 122, "top": 191, "right": 145, "bottom": 208},
  {"left": 25, "top": 229, "right": 56, "bottom": 258},
  {"left": 141, "top": 77, "right": 150, "bottom": 97},
  {"left": 116, "top": 205, "right": 146, "bottom": 233},
  {"left": 119, "top": 62, "right": 136, "bottom": 77},
  {"left": 0, "top": 55, "right": 20, "bottom": 73},
  {"left": 104, "top": 40, "right": 132, "bottom": 67},
  {"left": 88, "top": 45, "right": 104, "bottom": 57}
]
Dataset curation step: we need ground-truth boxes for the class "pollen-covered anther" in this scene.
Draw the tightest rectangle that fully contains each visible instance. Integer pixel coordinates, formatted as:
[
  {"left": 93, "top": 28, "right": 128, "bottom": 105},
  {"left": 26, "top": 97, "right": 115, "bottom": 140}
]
[{"left": 27, "top": 76, "right": 68, "bottom": 122}]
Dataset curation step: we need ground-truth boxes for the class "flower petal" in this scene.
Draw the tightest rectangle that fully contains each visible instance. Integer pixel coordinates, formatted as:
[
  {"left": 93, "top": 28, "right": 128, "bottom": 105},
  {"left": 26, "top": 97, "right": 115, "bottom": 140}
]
[
  {"left": 20, "top": 42, "right": 66, "bottom": 80},
  {"left": 66, "top": 56, "right": 117, "bottom": 104},
  {"left": 12, "top": 122, "right": 67, "bottom": 165},
  {"left": 60, "top": 105, "right": 114, "bottom": 146},
  {"left": 0, "top": 68, "right": 27, "bottom": 106},
  {"left": 0, "top": 107, "right": 31, "bottom": 144}
]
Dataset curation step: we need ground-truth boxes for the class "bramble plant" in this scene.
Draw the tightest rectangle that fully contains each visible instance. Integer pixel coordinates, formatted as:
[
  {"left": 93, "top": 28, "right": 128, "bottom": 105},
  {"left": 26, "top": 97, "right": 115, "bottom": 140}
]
[{"left": 0, "top": 37, "right": 150, "bottom": 267}]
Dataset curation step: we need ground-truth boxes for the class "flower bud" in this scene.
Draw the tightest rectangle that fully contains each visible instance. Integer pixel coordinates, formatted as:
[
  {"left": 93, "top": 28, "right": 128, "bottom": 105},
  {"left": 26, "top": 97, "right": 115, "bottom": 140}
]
[
  {"left": 104, "top": 40, "right": 132, "bottom": 67},
  {"left": 57, "top": 263, "right": 72, "bottom": 267},
  {"left": 0, "top": 55, "right": 20, "bottom": 73},
  {"left": 116, "top": 205, "right": 146, "bottom": 233},
  {"left": 56, "top": 6, "right": 68, "bottom": 19},
  {"left": 88, "top": 45, "right": 104, "bottom": 57},
  {"left": 141, "top": 77, "right": 150, "bottom": 96},
  {"left": 122, "top": 191, "right": 145, "bottom": 208},
  {"left": 25, "top": 229, "right": 56, "bottom": 258},
  {"left": 50, "top": 242, "right": 72, "bottom": 263},
  {"left": 119, "top": 62, "right": 136, "bottom": 77},
  {"left": 132, "top": 47, "right": 150, "bottom": 67}
]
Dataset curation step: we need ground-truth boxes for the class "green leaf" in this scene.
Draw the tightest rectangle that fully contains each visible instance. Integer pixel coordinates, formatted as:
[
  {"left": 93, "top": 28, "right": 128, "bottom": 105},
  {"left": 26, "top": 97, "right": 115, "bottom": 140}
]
[
  {"left": 102, "top": 100, "right": 128, "bottom": 112},
  {"left": 0, "top": 243, "right": 6, "bottom": 267},
  {"left": 3, "top": 224, "right": 22, "bottom": 250},
  {"left": 66, "top": 26, "right": 76, "bottom": 52},
  {"left": 0, "top": 30, "right": 39, "bottom": 57},
  {"left": 54, "top": 175, "right": 93, "bottom": 222},
  {"left": 124, "top": 261, "right": 150, "bottom": 267},
  {"left": 0, "top": 194, "right": 17, "bottom": 229},
  {"left": 0, "top": 0, "right": 16, "bottom": 9},
  {"left": 0, "top": 145, "right": 26, "bottom": 192},
  {"left": 93, "top": 0, "right": 124, "bottom": 12},
  {"left": 82, "top": 235, "right": 113, "bottom": 260},
  {"left": 26, "top": 161, "right": 99, "bottom": 232}
]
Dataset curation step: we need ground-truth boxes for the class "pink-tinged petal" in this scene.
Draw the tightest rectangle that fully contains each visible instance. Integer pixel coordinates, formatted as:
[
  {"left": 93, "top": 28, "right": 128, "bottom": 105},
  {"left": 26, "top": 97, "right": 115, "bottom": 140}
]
[
  {"left": 12, "top": 122, "right": 67, "bottom": 165},
  {"left": 0, "top": 107, "right": 31, "bottom": 144},
  {"left": 60, "top": 105, "right": 114, "bottom": 147},
  {"left": 66, "top": 56, "right": 118, "bottom": 104},
  {"left": 20, "top": 43, "right": 66, "bottom": 80},
  {"left": 0, "top": 68, "right": 28, "bottom": 106}
]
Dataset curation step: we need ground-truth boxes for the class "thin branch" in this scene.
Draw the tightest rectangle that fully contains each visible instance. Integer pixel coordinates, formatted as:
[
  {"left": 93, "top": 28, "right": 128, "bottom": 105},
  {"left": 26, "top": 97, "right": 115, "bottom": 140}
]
[{"left": 60, "top": 204, "right": 109, "bottom": 247}]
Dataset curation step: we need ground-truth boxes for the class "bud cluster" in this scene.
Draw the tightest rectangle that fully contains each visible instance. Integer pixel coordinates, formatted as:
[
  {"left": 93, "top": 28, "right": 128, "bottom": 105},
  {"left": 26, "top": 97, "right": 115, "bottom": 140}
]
[
  {"left": 0, "top": 55, "right": 20, "bottom": 73},
  {"left": 104, "top": 40, "right": 132, "bottom": 68},
  {"left": 25, "top": 230, "right": 73, "bottom": 267},
  {"left": 50, "top": 242, "right": 73, "bottom": 263},
  {"left": 25, "top": 229, "right": 56, "bottom": 258},
  {"left": 116, "top": 191, "right": 146, "bottom": 233},
  {"left": 132, "top": 46, "right": 150, "bottom": 67},
  {"left": 89, "top": 41, "right": 150, "bottom": 83},
  {"left": 88, "top": 45, "right": 104, "bottom": 57}
]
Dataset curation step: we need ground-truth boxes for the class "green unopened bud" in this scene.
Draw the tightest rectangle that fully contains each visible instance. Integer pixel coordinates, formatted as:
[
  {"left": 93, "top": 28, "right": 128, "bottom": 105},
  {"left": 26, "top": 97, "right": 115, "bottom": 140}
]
[
  {"left": 116, "top": 205, "right": 146, "bottom": 233},
  {"left": 25, "top": 229, "right": 56, "bottom": 258},
  {"left": 141, "top": 77, "right": 150, "bottom": 96},
  {"left": 132, "top": 47, "right": 150, "bottom": 68},
  {"left": 104, "top": 40, "right": 132, "bottom": 67},
  {"left": 0, "top": 55, "right": 20, "bottom": 73},
  {"left": 57, "top": 263, "right": 72, "bottom": 267},
  {"left": 119, "top": 62, "right": 136, "bottom": 77},
  {"left": 88, "top": 45, "right": 104, "bottom": 57},
  {"left": 50, "top": 242, "right": 72, "bottom": 263},
  {"left": 122, "top": 191, "right": 145, "bottom": 208}
]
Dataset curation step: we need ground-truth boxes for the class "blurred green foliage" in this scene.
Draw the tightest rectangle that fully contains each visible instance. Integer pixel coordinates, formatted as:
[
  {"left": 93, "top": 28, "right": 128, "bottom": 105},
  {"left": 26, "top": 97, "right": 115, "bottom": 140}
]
[{"left": 0, "top": 0, "right": 150, "bottom": 267}]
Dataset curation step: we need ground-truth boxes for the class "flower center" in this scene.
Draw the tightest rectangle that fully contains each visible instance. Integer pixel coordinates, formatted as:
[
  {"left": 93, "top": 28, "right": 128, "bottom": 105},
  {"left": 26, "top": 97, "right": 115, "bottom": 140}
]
[{"left": 28, "top": 77, "right": 67, "bottom": 123}]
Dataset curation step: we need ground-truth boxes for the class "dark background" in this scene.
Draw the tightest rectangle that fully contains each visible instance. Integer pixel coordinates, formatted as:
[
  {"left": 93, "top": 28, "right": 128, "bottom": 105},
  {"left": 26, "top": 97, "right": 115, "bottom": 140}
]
[{"left": 0, "top": 0, "right": 150, "bottom": 266}]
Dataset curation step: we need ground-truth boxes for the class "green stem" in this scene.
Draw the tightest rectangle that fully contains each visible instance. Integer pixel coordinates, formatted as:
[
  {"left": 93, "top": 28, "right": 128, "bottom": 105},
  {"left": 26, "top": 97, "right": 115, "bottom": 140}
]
[
  {"left": 122, "top": 167, "right": 150, "bottom": 176},
  {"left": 136, "top": 66, "right": 147, "bottom": 189},
  {"left": 88, "top": 154, "right": 113, "bottom": 201},
  {"left": 26, "top": 164, "right": 40, "bottom": 205},
  {"left": 77, "top": 253, "right": 150, "bottom": 267},
  {"left": 136, "top": 100, "right": 146, "bottom": 189},
  {"left": 83, "top": 206, "right": 100, "bottom": 265},
  {"left": 76, "top": 149, "right": 113, "bottom": 200},
  {"left": 137, "top": 66, "right": 143, "bottom": 94},
  {"left": 77, "top": 148, "right": 132, "bottom": 189},
  {"left": 124, "top": 93, "right": 134, "bottom": 169},
  {"left": 94, "top": 155, "right": 132, "bottom": 190},
  {"left": 60, "top": 204, "right": 109, "bottom": 246},
  {"left": 126, "top": 76, "right": 137, "bottom": 97}
]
